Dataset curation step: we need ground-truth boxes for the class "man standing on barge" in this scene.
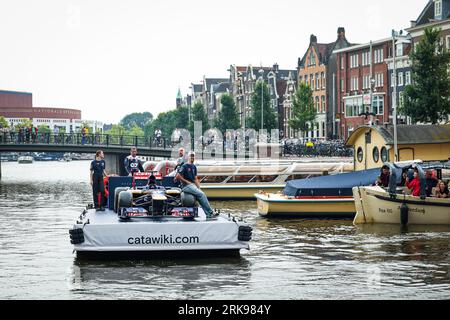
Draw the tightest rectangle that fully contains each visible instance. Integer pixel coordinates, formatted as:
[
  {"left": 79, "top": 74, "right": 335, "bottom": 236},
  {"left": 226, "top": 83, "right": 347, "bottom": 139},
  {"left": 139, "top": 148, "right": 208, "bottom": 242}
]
[{"left": 90, "top": 150, "right": 108, "bottom": 211}]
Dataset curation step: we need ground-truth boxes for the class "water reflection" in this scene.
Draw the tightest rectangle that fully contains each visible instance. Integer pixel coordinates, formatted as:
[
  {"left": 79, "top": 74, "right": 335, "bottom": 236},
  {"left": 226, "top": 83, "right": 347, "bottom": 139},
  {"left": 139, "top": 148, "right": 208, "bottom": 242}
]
[{"left": 69, "top": 256, "right": 251, "bottom": 299}]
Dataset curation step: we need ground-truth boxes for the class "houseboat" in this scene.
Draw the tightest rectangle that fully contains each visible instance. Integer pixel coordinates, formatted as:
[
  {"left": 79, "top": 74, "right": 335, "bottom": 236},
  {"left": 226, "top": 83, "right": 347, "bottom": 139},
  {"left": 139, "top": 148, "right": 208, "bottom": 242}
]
[{"left": 353, "top": 161, "right": 450, "bottom": 226}]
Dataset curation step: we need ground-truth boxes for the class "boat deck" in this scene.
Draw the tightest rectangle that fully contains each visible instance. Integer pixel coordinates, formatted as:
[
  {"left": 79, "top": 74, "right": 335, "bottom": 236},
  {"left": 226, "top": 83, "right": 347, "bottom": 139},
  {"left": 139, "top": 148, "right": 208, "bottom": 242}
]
[{"left": 72, "top": 209, "right": 251, "bottom": 257}]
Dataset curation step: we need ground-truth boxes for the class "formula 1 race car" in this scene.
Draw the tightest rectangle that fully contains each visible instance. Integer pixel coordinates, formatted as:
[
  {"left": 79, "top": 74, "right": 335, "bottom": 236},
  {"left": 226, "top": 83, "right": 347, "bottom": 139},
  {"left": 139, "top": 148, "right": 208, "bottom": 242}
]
[{"left": 113, "top": 172, "right": 199, "bottom": 221}]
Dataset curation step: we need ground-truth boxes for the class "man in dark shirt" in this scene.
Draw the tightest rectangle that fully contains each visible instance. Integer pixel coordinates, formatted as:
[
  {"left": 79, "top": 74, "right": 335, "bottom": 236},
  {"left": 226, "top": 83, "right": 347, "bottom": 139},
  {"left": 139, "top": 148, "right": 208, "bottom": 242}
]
[
  {"left": 375, "top": 165, "right": 390, "bottom": 188},
  {"left": 176, "top": 151, "right": 215, "bottom": 218},
  {"left": 124, "top": 147, "right": 144, "bottom": 176},
  {"left": 90, "top": 150, "right": 107, "bottom": 211}
]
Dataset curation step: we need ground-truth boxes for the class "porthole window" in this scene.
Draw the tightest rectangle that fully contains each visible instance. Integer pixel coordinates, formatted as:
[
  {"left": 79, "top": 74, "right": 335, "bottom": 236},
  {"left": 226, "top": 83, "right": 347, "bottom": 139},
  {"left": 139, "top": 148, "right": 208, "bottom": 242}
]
[
  {"left": 381, "top": 147, "right": 389, "bottom": 162},
  {"left": 357, "top": 147, "right": 364, "bottom": 163},
  {"left": 373, "top": 147, "right": 380, "bottom": 163}
]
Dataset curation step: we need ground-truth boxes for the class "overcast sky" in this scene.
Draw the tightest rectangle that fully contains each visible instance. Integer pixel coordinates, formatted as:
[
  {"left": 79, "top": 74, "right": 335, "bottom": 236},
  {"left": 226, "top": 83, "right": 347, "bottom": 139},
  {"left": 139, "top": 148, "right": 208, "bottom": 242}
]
[{"left": 0, "top": 0, "right": 427, "bottom": 124}]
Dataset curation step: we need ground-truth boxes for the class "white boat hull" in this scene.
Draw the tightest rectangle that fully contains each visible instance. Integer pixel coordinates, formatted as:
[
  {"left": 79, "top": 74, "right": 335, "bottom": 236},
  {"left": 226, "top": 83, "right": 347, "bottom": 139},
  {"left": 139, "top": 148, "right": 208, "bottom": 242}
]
[
  {"left": 353, "top": 186, "right": 450, "bottom": 225},
  {"left": 71, "top": 209, "right": 250, "bottom": 257}
]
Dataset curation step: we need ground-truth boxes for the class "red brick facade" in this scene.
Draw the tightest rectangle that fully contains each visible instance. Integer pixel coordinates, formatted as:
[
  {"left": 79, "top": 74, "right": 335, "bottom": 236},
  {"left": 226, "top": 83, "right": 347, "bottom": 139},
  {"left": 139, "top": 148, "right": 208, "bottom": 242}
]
[
  {"left": 335, "top": 39, "right": 391, "bottom": 140},
  {"left": 0, "top": 90, "right": 81, "bottom": 120}
]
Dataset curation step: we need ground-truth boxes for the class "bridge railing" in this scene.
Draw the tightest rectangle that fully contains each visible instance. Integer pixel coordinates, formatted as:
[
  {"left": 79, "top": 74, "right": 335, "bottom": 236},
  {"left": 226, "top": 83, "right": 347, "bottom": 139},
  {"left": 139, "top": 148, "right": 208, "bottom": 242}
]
[{"left": 0, "top": 132, "right": 174, "bottom": 150}]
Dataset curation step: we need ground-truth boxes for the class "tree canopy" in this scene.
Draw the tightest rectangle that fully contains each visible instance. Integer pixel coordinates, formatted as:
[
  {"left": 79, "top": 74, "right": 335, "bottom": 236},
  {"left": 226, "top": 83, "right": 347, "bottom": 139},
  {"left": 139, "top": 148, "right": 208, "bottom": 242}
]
[
  {"left": 402, "top": 27, "right": 450, "bottom": 124},
  {"left": 120, "top": 112, "right": 153, "bottom": 130},
  {"left": 214, "top": 93, "right": 240, "bottom": 135},
  {"left": 248, "top": 80, "right": 277, "bottom": 131},
  {"left": 289, "top": 82, "right": 316, "bottom": 136}
]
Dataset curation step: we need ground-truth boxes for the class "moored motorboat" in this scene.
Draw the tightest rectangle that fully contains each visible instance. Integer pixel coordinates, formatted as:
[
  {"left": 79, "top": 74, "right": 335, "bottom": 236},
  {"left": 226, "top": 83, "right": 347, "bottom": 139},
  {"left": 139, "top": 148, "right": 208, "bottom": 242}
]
[
  {"left": 149, "top": 159, "right": 353, "bottom": 201},
  {"left": 255, "top": 168, "right": 380, "bottom": 218},
  {"left": 70, "top": 173, "right": 252, "bottom": 259},
  {"left": 353, "top": 161, "right": 450, "bottom": 226},
  {"left": 18, "top": 156, "right": 34, "bottom": 164}
]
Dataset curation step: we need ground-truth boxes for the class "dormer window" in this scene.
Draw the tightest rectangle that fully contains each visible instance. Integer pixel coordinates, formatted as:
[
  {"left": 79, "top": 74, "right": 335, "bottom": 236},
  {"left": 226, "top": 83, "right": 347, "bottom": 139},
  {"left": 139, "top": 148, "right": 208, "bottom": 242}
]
[{"left": 435, "top": 0, "right": 442, "bottom": 18}]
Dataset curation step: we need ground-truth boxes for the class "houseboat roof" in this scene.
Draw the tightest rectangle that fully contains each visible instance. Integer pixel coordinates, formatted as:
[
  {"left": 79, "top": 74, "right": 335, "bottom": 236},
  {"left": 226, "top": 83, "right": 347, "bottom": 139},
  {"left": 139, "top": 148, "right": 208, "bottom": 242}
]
[{"left": 346, "top": 124, "right": 450, "bottom": 147}]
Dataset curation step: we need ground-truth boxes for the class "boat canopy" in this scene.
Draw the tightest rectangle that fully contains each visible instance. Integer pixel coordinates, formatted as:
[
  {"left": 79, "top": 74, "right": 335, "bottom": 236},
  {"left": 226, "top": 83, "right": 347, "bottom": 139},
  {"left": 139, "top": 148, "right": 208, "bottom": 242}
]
[
  {"left": 284, "top": 168, "right": 380, "bottom": 197},
  {"left": 386, "top": 160, "right": 450, "bottom": 200}
]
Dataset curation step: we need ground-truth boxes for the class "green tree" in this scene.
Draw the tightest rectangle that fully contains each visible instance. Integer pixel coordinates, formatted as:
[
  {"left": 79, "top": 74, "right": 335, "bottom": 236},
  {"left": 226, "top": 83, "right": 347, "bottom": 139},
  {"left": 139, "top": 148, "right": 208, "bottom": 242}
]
[
  {"left": 189, "top": 101, "right": 210, "bottom": 136},
  {"left": 289, "top": 82, "right": 316, "bottom": 137},
  {"left": 248, "top": 80, "right": 277, "bottom": 131},
  {"left": 37, "top": 125, "right": 51, "bottom": 134},
  {"left": 120, "top": 112, "right": 153, "bottom": 130},
  {"left": 0, "top": 116, "right": 9, "bottom": 128},
  {"left": 18, "top": 118, "right": 32, "bottom": 128},
  {"left": 402, "top": 27, "right": 450, "bottom": 124},
  {"left": 145, "top": 107, "right": 189, "bottom": 139},
  {"left": 214, "top": 94, "right": 240, "bottom": 134},
  {"left": 106, "top": 124, "right": 126, "bottom": 136},
  {"left": 128, "top": 124, "right": 144, "bottom": 137}
]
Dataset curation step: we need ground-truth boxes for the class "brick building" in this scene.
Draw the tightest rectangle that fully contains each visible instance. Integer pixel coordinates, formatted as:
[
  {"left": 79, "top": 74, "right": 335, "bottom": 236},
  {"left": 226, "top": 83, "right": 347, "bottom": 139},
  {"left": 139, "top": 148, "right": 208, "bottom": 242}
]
[
  {"left": 296, "top": 28, "right": 352, "bottom": 140},
  {"left": 334, "top": 38, "right": 392, "bottom": 140},
  {"left": 0, "top": 89, "right": 102, "bottom": 133}
]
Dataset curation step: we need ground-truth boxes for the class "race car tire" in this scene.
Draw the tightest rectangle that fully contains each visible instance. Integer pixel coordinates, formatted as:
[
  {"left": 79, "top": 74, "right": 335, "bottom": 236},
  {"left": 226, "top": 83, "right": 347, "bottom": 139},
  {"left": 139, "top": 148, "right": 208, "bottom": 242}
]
[
  {"left": 118, "top": 191, "right": 133, "bottom": 210},
  {"left": 181, "top": 192, "right": 196, "bottom": 207},
  {"left": 114, "top": 187, "right": 129, "bottom": 213}
]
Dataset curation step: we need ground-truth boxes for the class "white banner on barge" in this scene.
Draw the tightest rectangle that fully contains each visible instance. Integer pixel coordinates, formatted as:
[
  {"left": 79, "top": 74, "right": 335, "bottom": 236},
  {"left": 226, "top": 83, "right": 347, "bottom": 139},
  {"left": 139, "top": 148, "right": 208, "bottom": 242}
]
[{"left": 73, "top": 209, "right": 250, "bottom": 253}]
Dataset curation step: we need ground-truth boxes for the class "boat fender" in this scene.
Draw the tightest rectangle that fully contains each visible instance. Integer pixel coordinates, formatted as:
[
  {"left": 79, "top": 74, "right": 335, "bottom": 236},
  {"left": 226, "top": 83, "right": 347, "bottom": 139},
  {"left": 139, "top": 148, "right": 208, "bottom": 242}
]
[
  {"left": 238, "top": 226, "right": 253, "bottom": 242},
  {"left": 69, "top": 228, "right": 85, "bottom": 245},
  {"left": 400, "top": 203, "right": 409, "bottom": 226}
]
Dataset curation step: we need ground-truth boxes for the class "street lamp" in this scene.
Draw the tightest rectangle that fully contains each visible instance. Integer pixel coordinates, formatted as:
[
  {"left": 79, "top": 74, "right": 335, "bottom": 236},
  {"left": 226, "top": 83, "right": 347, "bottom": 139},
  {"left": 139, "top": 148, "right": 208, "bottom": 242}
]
[
  {"left": 258, "top": 69, "right": 265, "bottom": 132},
  {"left": 392, "top": 29, "right": 402, "bottom": 163}
]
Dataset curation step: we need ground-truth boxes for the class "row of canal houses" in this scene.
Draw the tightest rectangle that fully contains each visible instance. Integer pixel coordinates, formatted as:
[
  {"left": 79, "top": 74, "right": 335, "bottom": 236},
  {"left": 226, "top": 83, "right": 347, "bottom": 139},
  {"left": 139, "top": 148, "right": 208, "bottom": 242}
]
[{"left": 180, "top": 0, "right": 450, "bottom": 141}]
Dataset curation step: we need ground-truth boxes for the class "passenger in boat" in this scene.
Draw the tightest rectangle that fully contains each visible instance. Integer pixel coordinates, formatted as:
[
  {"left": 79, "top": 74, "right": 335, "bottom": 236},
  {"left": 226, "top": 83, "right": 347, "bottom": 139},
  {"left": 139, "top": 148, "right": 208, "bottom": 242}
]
[
  {"left": 176, "top": 151, "right": 215, "bottom": 218},
  {"left": 406, "top": 168, "right": 421, "bottom": 197},
  {"left": 90, "top": 150, "right": 108, "bottom": 211},
  {"left": 425, "top": 170, "right": 439, "bottom": 197},
  {"left": 124, "top": 147, "right": 144, "bottom": 177},
  {"left": 375, "top": 165, "right": 390, "bottom": 188},
  {"left": 398, "top": 169, "right": 409, "bottom": 187},
  {"left": 432, "top": 180, "right": 449, "bottom": 199}
]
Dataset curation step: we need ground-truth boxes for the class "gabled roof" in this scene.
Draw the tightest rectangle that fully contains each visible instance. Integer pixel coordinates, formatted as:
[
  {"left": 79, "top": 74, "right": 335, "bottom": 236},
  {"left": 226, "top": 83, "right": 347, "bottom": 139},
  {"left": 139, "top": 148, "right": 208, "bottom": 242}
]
[
  {"left": 346, "top": 124, "right": 450, "bottom": 146},
  {"left": 204, "top": 78, "right": 229, "bottom": 92},
  {"left": 212, "top": 82, "right": 230, "bottom": 93},
  {"left": 299, "top": 32, "right": 352, "bottom": 68}
]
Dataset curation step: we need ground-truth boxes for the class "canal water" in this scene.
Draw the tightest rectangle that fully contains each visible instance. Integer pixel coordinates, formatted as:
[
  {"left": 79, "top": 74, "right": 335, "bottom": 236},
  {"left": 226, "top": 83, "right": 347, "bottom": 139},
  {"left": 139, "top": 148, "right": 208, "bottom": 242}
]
[{"left": 0, "top": 161, "right": 449, "bottom": 300}]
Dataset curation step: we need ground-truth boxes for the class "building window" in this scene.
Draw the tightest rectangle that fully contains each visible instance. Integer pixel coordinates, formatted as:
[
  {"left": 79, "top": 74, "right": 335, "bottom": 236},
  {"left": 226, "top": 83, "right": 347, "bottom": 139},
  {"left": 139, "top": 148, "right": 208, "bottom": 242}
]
[
  {"left": 350, "top": 54, "right": 359, "bottom": 68},
  {"left": 405, "top": 71, "right": 411, "bottom": 85},
  {"left": 446, "top": 36, "right": 450, "bottom": 50},
  {"left": 350, "top": 77, "right": 359, "bottom": 91},
  {"left": 435, "top": 0, "right": 442, "bottom": 17},
  {"left": 381, "top": 147, "right": 389, "bottom": 162},
  {"left": 340, "top": 79, "right": 344, "bottom": 92},
  {"left": 372, "top": 96, "right": 384, "bottom": 115},
  {"left": 398, "top": 72, "right": 404, "bottom": 86},
  {"left": 345, "top": 97, "right": 363, "bottom": 117},
  {"left": 315, "top": 96, "right": 320, "bottom": 112},
  {"left": 321, "top": 72, "right": 325, "bottom": 89},
  {"left": 374, "top": 49, "right": 384, "bottom": 64},
  {"left": 321, "top": 96, "right": 326, "bottom": 113},
  {"left": 340, "top": 55, "right": 344, "bottom": 70},
  {"left": 357, "top": 147, "right": 364, "bottom": 163},
  {"left": 375, "top": 73, "right": 384, "bottom": 87},
  {"left": 316, "top": 73, "right": 320, "bottom": 90},
  {"left": 309, "top": 51, "right": 316, "bottom": 67},
  {"left": 363, "top": 75, "right": 370, "bottom": 89},
  {"left": 373, "top": 147, "right": 380, "bottom": 163},
  {"left": 304, "top": 75, "right": 308, "bottom": 84}
]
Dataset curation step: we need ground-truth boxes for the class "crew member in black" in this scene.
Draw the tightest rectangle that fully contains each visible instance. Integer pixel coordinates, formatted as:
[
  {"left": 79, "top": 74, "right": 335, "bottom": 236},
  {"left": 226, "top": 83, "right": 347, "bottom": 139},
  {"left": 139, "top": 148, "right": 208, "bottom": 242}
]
[
  {"left": 124, "top": 147, "right": 144, "bottom": 176},
  {"left": 90, "top": 150, "right": 107, "bottom": 211}
]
